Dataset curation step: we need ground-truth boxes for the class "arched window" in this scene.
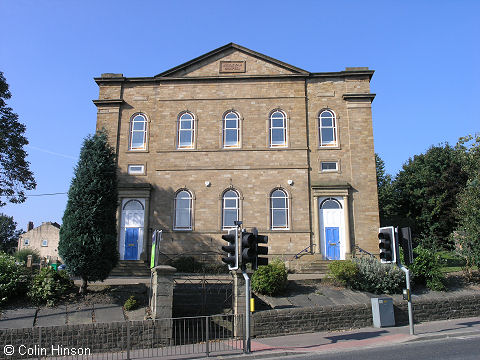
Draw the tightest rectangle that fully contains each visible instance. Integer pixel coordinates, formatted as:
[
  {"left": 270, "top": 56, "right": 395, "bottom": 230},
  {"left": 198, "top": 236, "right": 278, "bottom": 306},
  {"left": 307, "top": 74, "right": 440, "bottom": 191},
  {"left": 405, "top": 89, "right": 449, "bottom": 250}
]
[
  {"left": 177, "top": 112, "right": 195, "bottom": 149},
  {"left": 271, "top": 189, "right": 289, "bottom": 229},
  {"left": 269, "top": 110, "right": 287, "bottom": 147},
  {"left": 123, "top": 199, "right": 144, "bottom": 211},
  {"left": 174, "top": 190, "right": 193, "bottom": 230},
  {"left": 129, "top": 114, "right": 147, "bottom": 150},
  {"left": 222, "top": 190, "right": 239, "bottom": 228},
  {"left": 320, "top": 198, "right": 342, "bottom": 209},
  {"left": 319, "top": 110, "right": 337, "bottom": 147},
  {"left": 223, "top": 111, "right": 240, "bottom": 148}
]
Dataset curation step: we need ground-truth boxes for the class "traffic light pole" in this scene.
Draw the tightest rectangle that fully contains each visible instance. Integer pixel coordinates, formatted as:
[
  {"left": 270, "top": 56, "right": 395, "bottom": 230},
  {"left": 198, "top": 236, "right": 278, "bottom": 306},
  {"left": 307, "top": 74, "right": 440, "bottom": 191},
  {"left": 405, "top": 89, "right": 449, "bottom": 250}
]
[
  {"left": 399, "top": 265, "right": 414, "bottom": 335},
  {"left": 242, "top": 268, "right": 251, "bottom": 354}
]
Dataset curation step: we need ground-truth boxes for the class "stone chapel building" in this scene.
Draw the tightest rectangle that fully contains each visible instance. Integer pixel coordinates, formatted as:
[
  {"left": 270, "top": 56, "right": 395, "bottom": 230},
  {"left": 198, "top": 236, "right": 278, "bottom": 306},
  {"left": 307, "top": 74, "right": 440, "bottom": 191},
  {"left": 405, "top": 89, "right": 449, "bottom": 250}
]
[{"left": 93, "top": 43, "right": 379, "bottom": 265}]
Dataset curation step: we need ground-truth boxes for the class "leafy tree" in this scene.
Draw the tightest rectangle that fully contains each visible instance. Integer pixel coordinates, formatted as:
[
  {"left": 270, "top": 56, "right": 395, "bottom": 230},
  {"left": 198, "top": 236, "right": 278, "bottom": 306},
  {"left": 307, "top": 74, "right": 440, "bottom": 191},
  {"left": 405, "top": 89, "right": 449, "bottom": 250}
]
[
  {"left": 0, "top": 71, "right": 36, "bottom": 206},
  {"left": 58, "top": 131, "right": 118, "bottom": 294},
  {"left": 454, "top": 134, "right": 480, "bottom": 275},
  {"left": 375, "top": 153, "right": 397, "bottom": 227},
  {"left": 0, "top": 213, "right": 22, "bottom": 253},
  {"left": 394, "top": 144, "right": 468, "bottom": 250}
]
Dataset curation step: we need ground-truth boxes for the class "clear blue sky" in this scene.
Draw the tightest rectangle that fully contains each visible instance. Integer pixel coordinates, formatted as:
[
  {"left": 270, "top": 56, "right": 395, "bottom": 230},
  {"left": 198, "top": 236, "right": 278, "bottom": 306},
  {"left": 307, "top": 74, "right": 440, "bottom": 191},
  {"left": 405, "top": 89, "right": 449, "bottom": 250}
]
[{"left": 1, "top": 0, "right": 479, "bottom": 231}]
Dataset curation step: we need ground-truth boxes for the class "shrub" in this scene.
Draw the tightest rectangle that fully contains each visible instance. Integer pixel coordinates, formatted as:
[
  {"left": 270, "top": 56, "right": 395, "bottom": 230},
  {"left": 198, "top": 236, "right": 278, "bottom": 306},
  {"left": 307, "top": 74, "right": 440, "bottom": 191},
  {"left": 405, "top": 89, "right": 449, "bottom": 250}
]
[
  {"left": 352, "top": 257, "right": 405, "bottom": 294},
  {"left": 410, "top": 246, "right": 446, "bottom": 291},
  {"left": 0, "top": 252, "right": 30, "bottom": 305},
  {"left": 251, "top": 259, "right": 288, "bottom": 296},
  {"left": 14, "top": 248, "right": 40, "bottom": 264},
  {"left": 28, "top": 268, "right": 74, "bottom": 306},
  {"left": 124, "top": 295, "right": 138, "bottom": 311},
  {"left": 328, "top": 260, "right": 359, "bottom": 287}
]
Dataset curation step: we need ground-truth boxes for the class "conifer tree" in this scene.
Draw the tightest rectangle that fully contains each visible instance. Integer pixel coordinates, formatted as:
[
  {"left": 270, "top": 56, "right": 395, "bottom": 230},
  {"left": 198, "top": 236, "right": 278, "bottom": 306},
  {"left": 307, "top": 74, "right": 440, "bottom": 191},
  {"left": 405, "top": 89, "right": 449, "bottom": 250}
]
[{"left": 59, "top": 131, "right": 118, "bottom": 293}]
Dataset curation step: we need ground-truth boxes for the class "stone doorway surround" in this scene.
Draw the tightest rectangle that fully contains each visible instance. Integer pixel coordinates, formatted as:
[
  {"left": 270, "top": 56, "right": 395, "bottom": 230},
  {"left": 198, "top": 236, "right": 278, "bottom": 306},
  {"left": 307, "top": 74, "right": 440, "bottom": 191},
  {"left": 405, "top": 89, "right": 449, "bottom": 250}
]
[
  {"left": 118, "top": 183, "right": 152, "bottom": 262},
  {"left": 311, "top": 182, "right": 352, "bottom": 259}
]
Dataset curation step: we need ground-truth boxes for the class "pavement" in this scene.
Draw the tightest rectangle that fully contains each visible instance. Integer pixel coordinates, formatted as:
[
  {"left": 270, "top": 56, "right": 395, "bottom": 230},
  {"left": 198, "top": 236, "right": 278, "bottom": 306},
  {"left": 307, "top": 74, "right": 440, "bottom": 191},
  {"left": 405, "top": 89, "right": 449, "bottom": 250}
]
[{"left": 212, "top": 316, "right": 480, "bottom": 359}]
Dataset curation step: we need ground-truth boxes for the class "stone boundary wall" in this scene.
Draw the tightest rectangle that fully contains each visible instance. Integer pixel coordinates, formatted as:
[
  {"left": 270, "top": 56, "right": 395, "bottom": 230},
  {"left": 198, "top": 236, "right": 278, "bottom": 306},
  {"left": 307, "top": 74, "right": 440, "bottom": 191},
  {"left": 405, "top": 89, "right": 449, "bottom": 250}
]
[
  {"left": 252, "top": 293, "right": 480, "bottom": 337},
  {"left": 0, "top": 320, "right": 171, "bottom": 360}
]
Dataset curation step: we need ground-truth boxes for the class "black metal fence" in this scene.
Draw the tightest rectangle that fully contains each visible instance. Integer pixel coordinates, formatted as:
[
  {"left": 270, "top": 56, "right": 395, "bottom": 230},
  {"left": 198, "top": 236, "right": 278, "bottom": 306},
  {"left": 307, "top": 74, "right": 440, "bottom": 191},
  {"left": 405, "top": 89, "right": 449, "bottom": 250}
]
[{"left": 0, "top": 314, "right": 245, "bottom": 360}]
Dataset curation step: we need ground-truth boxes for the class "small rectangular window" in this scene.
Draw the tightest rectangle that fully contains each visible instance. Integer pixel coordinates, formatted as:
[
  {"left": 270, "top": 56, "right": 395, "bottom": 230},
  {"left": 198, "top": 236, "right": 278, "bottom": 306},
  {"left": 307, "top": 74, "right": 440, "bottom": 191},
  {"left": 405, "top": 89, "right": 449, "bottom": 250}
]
[
  {"left": 42, "top": 239, "right": 48, "bottom": 247},
  {"left": 24, "top": 239, "right": 29, "bottom": 246},
  {"left": 321, "top": 161, "right": 338, "bottom": 172},
  {"left": 128, "top": 164, "right": 145, "bottom": 175}
]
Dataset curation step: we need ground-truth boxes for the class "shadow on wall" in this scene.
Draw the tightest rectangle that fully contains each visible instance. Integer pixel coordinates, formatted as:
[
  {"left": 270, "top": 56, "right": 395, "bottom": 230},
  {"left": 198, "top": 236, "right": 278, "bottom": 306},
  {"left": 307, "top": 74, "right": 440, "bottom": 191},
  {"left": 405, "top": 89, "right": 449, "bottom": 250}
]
[{"left": 118, "top": 173, "right": 225, "bottom": 265}]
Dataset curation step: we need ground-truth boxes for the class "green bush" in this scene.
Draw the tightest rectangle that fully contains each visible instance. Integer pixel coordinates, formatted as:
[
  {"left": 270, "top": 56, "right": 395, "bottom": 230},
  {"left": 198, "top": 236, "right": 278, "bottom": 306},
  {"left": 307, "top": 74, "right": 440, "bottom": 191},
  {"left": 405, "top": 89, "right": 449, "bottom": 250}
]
[
  {"left": 352, "top": 257, "right": 405, "bottom": 294},
  {"left": 410, "top": 246, "right": 446, "bottom": 291},
  {"left": 14, "top": 248, "right": 40, "bottom": 264},
  {"left": 328, "top": 260, "right": 359, "bottom": 287},
  {"left": 124, "top": 295, "right": 138, "bottom": 311},
  {"left": 0, "top": 252, "right": 30, "bottom": 305},
  {"left": 28, "top": 268, "right": 74, "bottom": 306},
  {"left": 251, "top": 259, "right": 288, "bottom": 296},
  {"left": 437, "top": 251, "right": 466, "bottom": 268}
]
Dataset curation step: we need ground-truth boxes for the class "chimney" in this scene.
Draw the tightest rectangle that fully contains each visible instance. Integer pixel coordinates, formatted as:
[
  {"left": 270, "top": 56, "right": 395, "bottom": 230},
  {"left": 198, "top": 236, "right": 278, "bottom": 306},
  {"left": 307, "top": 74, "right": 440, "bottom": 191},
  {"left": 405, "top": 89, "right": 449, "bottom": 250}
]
[{"left": 27, "top": 221, "right": 34, "bottom": 231}]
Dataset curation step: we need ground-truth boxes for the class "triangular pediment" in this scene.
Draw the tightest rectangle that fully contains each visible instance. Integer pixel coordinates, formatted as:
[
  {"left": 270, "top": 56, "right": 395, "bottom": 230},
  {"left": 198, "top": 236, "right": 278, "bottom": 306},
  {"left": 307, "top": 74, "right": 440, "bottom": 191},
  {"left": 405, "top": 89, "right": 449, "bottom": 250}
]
[{"left": 155, "top": 43, "right": 309, "bottom": 78}]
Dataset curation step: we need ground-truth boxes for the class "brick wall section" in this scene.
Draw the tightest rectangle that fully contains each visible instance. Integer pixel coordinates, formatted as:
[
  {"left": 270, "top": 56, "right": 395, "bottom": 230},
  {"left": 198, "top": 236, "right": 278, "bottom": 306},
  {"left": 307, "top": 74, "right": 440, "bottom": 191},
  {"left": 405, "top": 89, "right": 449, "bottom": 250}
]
[{"left": 252, "top": 293, "right": 480, "bottom": 338}]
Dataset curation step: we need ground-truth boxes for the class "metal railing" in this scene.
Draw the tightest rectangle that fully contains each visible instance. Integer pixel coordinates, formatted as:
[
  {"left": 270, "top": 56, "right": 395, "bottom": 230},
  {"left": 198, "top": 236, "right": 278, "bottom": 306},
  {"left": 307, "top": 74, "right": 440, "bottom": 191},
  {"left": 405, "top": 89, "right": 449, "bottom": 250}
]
[
  {"left": 293, "top": 243, "right": 316, "bottom": 259},
  {"left": 354, "top": 245, "right": 376, "bottom": 258},
  {"left": 0, "top": 314, "right": 244, "bottom": 360}
]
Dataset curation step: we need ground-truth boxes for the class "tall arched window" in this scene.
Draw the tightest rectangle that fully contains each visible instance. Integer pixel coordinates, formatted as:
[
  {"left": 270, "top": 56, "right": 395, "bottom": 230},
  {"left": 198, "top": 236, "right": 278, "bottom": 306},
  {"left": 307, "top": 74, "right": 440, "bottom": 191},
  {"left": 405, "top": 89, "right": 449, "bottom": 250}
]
[
  {"left": 269, "top": 110, "right": 287, "bottom": 147},
  {"left": 129, "top": 114, "right": 148, "bottom": 150},
  {"left": 223, "top": 111, "right": 240, "bottom": 148},
  {"left": 177, "top": 112, "right": 195, "bottom": 149},
  {"left": 174, "top": 190, "right": 193, "bottom": 230},
  {"left": 271, "top": 189, "right": 289, "bottom": 229},
  {"left": 318, "top": 110, "right": 337, "bottom": 147},
  {"left": 222, "top": 190, "right": 239, "bottom": 228}
]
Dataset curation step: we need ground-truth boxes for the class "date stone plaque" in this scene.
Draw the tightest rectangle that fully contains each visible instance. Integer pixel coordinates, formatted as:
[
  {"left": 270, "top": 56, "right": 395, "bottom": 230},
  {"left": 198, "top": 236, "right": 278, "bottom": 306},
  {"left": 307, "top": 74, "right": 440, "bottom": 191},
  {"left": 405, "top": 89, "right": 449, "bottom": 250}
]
[{"left": 220, "top": 61, "right": 246, "bottom": 73}]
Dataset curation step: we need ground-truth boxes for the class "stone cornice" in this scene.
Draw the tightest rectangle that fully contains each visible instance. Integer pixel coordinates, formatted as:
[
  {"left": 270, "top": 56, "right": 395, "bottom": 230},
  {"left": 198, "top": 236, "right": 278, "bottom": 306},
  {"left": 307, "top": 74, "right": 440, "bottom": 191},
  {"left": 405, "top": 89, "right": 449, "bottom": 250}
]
[
  {"left": 92, "top": 99, "right": 124, "bottom": 107},
  {"left": 342, "top": 93, "right": 376, "bottom": 102}
]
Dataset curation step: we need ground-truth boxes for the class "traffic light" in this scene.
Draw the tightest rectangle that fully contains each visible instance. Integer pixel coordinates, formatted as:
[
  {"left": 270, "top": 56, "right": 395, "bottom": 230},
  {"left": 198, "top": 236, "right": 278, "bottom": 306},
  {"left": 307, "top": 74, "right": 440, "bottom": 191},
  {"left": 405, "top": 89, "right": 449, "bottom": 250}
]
[
  {"left": 221, "top": 229, "right": 238, "bottom": 270},
  {"left": 378, "top": 226, "right": 396, "bottom": 263},
  {"left": 241, "top": 231, "right": 255, "bottom": 265},
  {"left": 252, "top": 228, "right": 268, "bottom": 270},
  {"left": 398, "top": 227, "right": 414, "bottom": 266}
]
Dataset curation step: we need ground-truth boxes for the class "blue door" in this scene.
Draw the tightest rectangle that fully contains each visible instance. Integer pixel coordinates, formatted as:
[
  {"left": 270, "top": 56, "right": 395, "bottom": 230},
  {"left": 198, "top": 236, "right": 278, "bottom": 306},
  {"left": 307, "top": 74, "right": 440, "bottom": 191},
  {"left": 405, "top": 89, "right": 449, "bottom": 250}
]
[
  {"left": 125, "top": 228, "right": 139, "bottom": 260},
  {"left": 326, "top": 227, "right": 340, "bottom": 260}
]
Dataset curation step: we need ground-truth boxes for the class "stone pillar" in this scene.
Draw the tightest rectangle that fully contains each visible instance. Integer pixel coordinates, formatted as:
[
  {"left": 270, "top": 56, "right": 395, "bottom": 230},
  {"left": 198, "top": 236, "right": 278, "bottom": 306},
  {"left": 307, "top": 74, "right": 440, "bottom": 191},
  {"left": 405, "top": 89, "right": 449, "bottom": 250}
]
[
  {"left": 150, "top": 265, "right": 176, "bottom": 345},
  {"left": 151, "top": 265, "right": 176, "bottom": 319},
  {"left": 343, "top": 195, "right": 352, "bottom": 259}
]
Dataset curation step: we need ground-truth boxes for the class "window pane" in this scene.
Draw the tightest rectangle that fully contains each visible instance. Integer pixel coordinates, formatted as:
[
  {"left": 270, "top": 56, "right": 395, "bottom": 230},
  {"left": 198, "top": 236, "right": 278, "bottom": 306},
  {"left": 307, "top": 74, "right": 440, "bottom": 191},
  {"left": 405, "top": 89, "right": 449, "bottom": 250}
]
[
  {"left": 321, "top": 162, "right": 337, "bottom": 171},
  {"left": 272, "top": 118, "right": 284, "bottom": 128},
  {"left": 124, "top": 200, "right": 144, "bottom": 210},
  {"left": 181, "top": 114, "right": 193, "bottom": 120},
  {"left": 176, "top": 209, "right": 191, "bottom": 228},
  {"left": 272, "top": 197, "right": 286, "bottom": 209},
  {"left": 132, "top": 132, "right": 145, "bottom": 148},
  {"left": 179, "top": 131, "right": 192, "bottom": 147},
  {"left": 321, "top": 118, "right": 333, "bottom": 127},
  {"left": 225, "top": 119, "right": 237, "bottom": 129},
  {"left": 272, "top": 209, "right": 287, "bottom": 227},
  {"left": 223, "top": 209, "right": 237, "bottom": 227},
  {"left": 322, "top": 199, "right": 341, "bottom": 209},
  {"left": 224, "top": 199, "right": 237, "bottom": 208},
  {"left": 321, "top": 128, "right": 334, "bottom": 143},
  {"left": 225, "top": 129, "right": 238, "bottom": 146},
  {"left": 225, "top": 112, "right": 238, "bottom": 120},
  {"left": 180, "top": 120, "right": 192, "bottom": 130},
  {"left": 133, "top": 120, "right": 145, "bottom": 130},
  {"left": 177, "top": 198, "right": 190, "bottom": 209},
  {"left": 271, "top": 129, "right": 285, "bottom": 144},
  {"left": 271, "top": 111, "right": 283, "bottom": 119}
]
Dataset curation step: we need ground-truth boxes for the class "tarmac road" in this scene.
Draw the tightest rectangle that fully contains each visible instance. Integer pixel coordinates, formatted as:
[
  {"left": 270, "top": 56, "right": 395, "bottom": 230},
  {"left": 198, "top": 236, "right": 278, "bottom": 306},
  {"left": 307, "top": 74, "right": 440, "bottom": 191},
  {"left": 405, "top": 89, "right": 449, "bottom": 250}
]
[{"left": 254, "top": 333, "right": 480, "bottom": 360}]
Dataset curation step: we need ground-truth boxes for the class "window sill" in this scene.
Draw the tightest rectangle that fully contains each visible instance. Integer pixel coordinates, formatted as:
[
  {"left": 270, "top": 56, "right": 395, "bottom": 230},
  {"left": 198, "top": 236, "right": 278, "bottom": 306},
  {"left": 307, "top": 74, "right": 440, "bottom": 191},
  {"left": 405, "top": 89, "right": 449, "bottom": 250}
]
[
  {"left": 318, "top": 146, "right": 341, "bottom": 150},
  {"left": 126, "top": 150, "right": 149, "bottom": 153}
]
